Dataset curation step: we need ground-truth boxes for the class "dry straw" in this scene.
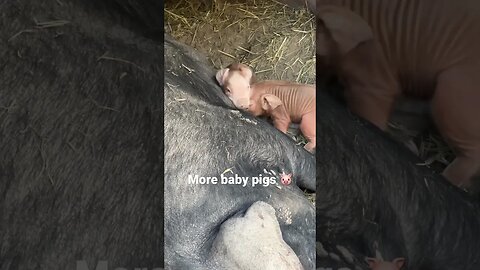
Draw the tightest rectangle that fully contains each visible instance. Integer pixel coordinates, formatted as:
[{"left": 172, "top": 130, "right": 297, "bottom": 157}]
[{"left": 165, "top": 0, "right": 315, "bottom": 84}]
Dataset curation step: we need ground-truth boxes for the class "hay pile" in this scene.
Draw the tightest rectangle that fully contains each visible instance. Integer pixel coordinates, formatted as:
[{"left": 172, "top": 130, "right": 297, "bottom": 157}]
[
  {"left": 164, "top": 0, "right": 315, "bottom": 84},
  {"left": 388, "top": 121, "right": 452, "bottom": 174}
]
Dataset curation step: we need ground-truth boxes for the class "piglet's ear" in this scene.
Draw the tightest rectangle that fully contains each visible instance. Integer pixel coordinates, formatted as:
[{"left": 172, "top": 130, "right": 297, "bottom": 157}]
[
  {"left": 240, "top": 66, "right": 254, "bottom": 84},
  {"left": 318, "top": 5, "right": 373, "bottom": 55},
  {"left": 215, "top": 68, "right": 229, "bottom": 86},
  {"left": 261, "top": 94, "right": 283, "bottom": 111}
]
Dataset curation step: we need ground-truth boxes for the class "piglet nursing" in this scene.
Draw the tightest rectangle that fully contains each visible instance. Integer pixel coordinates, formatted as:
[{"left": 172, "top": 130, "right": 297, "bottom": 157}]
[{"left": 216, "top": 63, "right": 316, "bottom": 152}]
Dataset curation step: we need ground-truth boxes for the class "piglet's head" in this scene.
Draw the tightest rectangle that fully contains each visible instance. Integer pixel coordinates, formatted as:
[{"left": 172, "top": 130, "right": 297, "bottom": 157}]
[{"left": 215, "top": 63, "right": 253, "bottom": 110}]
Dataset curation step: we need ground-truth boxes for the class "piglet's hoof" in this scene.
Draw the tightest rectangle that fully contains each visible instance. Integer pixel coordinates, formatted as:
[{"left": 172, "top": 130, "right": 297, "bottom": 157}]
[
  {"left": 304, "top": 143, "right": 315, "bottom": 154},
  {"left": 403, "top": 139, "right": 419, "bottom": 156}
]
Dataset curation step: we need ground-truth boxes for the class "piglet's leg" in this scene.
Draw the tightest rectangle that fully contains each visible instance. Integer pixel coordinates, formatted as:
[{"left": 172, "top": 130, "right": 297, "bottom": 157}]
[
  {"left": 443, "top": 157, "right": 480, "bottom": 189},
  {"left": 433, "top": 64, "right": 480, "bottom": 188},
  {"left": 341, "top": 41, "right": 401, "bottom": 130},
  {"left": 346, "top": 85, "right": 399, "bottom": 131},
  {"left": 260, "top": 94, "right": 291, "bottom": 133},
  {"left": 300, "top": 111, "right": 316, "bottom": 153},
  {"left": 270, "top": 105, "right": 291, "bottom": 133}
]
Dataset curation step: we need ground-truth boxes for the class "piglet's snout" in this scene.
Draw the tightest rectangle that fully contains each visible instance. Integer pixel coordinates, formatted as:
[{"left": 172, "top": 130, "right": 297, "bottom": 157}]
[{"left": 230, "top": 97, "right": 249, "bottom": 110}]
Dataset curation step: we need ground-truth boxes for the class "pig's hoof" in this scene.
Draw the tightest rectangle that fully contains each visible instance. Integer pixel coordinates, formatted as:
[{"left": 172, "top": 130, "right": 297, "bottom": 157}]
[
  {"left": 304, "top": 143, "right": 315, "bottom": 153},
  {"left": 403, "top": 139, "right": 419, "bottom": 156}
]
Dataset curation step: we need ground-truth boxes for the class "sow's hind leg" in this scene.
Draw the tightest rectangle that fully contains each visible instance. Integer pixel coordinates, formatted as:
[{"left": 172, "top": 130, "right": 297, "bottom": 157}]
[{"left": 208, "top": 201, "right": 304, "bottom": 270}]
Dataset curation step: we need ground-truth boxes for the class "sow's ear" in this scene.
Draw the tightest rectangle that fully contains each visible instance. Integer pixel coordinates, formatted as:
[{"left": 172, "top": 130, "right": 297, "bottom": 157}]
[
  {"left": 317, "top": 5, "right": 373, "bottom": 55},
  {"left": 215, "top": 68, "right": 229, "bottom": 86}
]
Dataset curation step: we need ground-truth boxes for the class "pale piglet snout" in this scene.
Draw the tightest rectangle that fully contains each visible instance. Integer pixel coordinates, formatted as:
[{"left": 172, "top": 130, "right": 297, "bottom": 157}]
[
  {"left": 225, "top": 95, "right": 249, "bottom": 110},
  {"left": 224, "top": 87, "right": 250, "bottom": 110},
  {"left": 232, "top": 98, "right": 250, "bottom": 110}
]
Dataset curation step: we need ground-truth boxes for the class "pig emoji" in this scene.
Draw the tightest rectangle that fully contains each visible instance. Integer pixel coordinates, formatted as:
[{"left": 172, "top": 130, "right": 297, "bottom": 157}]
[
  {"left": 216, "top": 63, "right": 316, "bottom": 153},
  {"left": 280, "top": 172, "right": 292, "bottom": 186}
]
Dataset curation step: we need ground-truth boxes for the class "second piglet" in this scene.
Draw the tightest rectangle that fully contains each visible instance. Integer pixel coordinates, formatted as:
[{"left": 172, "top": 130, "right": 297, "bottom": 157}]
[{"left": 216, "top": 63, "right": 316, "bottom": 152}]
